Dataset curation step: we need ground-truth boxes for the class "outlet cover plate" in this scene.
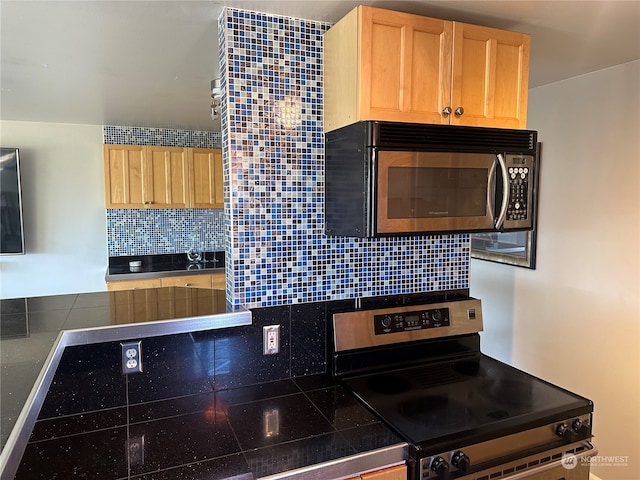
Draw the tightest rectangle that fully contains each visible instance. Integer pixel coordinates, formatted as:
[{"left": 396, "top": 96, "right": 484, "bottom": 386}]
[
  {"left": 121, "top": 341, "right": 143, "bottom": 374},
  {"left": 263, "top": 325, "right": 280, "bottom": 355}
]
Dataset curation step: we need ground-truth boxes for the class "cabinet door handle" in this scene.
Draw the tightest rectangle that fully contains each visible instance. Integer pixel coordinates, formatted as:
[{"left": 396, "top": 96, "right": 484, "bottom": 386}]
[
  {"left": 143, "top": 201, "right": 153, "bottom": 205},
  {"left": 442, "top": 106, "right": 452, "bottom": 117},
  {"left": 454, "top": 106, "right": 464, "bottom": 117}
]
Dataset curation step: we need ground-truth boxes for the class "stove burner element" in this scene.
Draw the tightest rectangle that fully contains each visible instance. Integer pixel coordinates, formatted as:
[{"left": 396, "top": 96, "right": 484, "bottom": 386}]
[{"left": 365, "top": 374, "right": 411, "bottom": 394}]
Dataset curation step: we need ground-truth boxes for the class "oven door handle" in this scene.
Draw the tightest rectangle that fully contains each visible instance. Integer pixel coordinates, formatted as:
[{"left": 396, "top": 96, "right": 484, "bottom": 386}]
[
  {"left": 494, "top": 154, "right": 509, "bottom": 229},
  {"left": 500, "top": 442, "right": 597, "bottom": 480}
]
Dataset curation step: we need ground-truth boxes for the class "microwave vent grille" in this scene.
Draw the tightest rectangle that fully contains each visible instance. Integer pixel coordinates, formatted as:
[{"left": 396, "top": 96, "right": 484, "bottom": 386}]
[{"left": 374, "top": 122, "right": 536, "bottom": 152}]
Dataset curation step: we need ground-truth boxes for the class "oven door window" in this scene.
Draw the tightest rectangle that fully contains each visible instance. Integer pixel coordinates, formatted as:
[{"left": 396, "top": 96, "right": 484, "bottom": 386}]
[{"left": 377, "top": 151, "right": 497, "bottom": 234}]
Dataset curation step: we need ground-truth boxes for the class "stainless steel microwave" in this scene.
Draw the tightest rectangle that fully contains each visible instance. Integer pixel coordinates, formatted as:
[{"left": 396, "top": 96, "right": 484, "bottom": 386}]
[{"left": 324, "top": 121, "right": 539, "bottom": 237}]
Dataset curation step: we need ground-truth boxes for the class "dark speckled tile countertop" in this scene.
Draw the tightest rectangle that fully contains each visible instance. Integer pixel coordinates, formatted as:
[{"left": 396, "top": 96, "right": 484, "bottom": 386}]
[
  {"left": 0, "top": 288, "right": 234, "bottom": 449},
  {"left": 105, "top": 252, "right": 225, "bottom": 281},
  {"left": 2, "top": 288, "right": 458, "bottom": 479},
  {"left": 14, "top": 373, "right": 405, "bottom": 479}
]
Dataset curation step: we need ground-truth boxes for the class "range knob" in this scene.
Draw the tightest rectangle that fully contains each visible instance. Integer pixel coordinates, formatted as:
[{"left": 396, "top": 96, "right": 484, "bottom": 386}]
[
  {"left": 451, "top": 451, "right": 471, "bottom": 473},
  {"left": 573, "top": 419, "right": 590, "bottom": 438},
  {"left": 381, "top": 315, "right": 392, "bottom": 328},
  {"left": 432, "top": 310, "right": 442, "bottom": 322},
  {"left": 430, "top": 456, "right": 450, "bottom": 480},
  {"left": 556, "top": 423, "right": 578, "bottom": 442}
]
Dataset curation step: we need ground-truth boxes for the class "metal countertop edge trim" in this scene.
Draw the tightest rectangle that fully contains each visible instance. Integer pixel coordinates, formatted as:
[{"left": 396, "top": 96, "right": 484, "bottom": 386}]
[
  {"left": 58, "top": 309, "right": 252, "bottom": 346},
  {"left": 0, "top": 331, "right": 68, "bottom": 480},
  {"left": 0, "top": 310, "right": 252, "bottom": 479},
  {"left": 104, "top": 267, "right": 225, "bottom": 281},
  {"left": 258, "top": 444, "right": 408, "bottom": 480}
]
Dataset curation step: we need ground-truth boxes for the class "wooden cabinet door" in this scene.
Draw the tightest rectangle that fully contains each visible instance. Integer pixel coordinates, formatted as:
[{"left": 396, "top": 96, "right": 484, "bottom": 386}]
[
  {"left": 211, "top": 272, "right": 225, "bottom": 289},
  {"left": 160, "top": 274, "right": 213, "bottom": 288},
  {"left": 106, "top": 278, "right": 162, "bottom": 291},
  {"left": 108, "top": 289, "right": 160, "bottom": 324},
  {"left": 189, "top": 148, "right": 224, "bottom": 208},
  {"left": 190, "top": 288, "right": 226, "bottom": 316},
  {"left": 324, "top": 6, "right": 530, "bottom": 131},
  {"left": 145, "top": 146, "right": 189, "bottom": 208},
  {"left": 450, "top": 22, "right": 530, "bottom": 128},
  {"left": 344, "top": 464, "right": 407, "bottom": 480},
  {"left": 360, "top": 7, "right": 452, "bottom": 125},
  {"left": 107, "top": 274, "right": 219, "bottom": 291},
  {"left": 361, "top": 465, "right": 407, "bottom": 480},
  {"left": 104, "top": 144, "right": 147, "bottom": 207},
  {"left": 104, "top": 145, "right": 189, "bottom": 208}
]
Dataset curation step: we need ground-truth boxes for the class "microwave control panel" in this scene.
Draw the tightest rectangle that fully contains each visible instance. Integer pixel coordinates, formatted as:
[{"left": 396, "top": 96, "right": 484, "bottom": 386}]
[
  {"left": 374, "top": 308, "right": 450, "bottom": 335},
  {"left": 504, "top": 154, "right": 535, "bottom": 228}
]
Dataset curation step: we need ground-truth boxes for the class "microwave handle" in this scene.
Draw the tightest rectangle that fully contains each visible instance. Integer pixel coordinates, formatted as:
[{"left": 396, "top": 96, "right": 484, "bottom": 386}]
[
  {"left": 495, "top": 154, "right": 509, "bottom": 229},
  {"left": 487, "top": 159, "right": 498, "bottom": 226}
]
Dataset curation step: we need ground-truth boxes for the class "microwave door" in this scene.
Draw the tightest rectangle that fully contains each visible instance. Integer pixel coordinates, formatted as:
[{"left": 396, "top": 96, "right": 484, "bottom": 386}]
[{"left": 377, "top": 151, "right": 496, "bottom": 234}]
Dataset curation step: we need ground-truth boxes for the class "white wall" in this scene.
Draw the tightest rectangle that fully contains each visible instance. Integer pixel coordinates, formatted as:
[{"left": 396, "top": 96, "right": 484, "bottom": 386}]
[
  {"left": 471, "top": 60, "right": 640, "bottom": 480},
  {"left": 0, "top": 121, "right": 107, "bottom": 298}
]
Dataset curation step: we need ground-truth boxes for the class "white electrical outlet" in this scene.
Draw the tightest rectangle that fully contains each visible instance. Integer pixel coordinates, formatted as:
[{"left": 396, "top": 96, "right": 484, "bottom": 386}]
[
  {"left": 121, "top": 341, "right": 143, "bottom": 374},
  {"left": 263, "top": 325, "right": 280, "bottom": 355}
]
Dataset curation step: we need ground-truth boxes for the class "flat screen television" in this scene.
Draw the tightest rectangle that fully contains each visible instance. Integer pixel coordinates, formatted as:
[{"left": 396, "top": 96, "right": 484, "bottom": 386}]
[{"left": 0, "top": 147, "right": 25, "bottom": 254}]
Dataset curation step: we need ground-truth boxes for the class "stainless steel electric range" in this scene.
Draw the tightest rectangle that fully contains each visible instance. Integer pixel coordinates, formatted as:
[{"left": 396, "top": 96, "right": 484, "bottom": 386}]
[{"left": 332, "top": 297, "right": 596, "bottom": 480}]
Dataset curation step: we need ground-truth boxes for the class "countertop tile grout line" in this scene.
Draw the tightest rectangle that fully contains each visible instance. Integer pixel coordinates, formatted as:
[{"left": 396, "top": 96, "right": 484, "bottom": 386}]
[
  {"left": 125, "top": 373, "right": 132, "bottom": 480},
  {"left": 222, "top": 411, "right": 251, "bottom": 472}
]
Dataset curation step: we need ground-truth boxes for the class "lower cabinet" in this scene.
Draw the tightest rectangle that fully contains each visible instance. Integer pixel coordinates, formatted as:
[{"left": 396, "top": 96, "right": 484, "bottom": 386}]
[
  {"left": 211, "top": 272, "right": 226, "bottom": 289},
  {"left": 107, "top": 283, "right": 227, "bottom": 324},
  {"left": 106, "top": 278, "right": 162, "bottom": 291},
  {"left": 346, "top": 465, "right": 407, "bottom": 480},
  {"left": 160, "top": 274, "right": 214, "bottom": 288},
  {"left": 106, "top": 272, "right": 225, "bottom": 291}
]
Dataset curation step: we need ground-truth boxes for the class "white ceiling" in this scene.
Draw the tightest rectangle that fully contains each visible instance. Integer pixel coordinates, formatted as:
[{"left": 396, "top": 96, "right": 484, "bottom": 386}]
[{"left": 1, "top": 0, "right": 638, "bottom": 132}]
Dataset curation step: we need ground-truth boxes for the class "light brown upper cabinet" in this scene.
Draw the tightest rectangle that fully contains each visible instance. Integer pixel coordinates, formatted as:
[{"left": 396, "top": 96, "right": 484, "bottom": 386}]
[
  {"left": 323, "top": 6, "right": 530, "bottom": 131},
  {"left": 104, "top": 145, "right": 223, "bottom": 209},
  {"left": 451, "top": 22, "right": 530, "bottom": 128},
  {"left": 189, "top": 148, "right": 224, "bottom": 208}
]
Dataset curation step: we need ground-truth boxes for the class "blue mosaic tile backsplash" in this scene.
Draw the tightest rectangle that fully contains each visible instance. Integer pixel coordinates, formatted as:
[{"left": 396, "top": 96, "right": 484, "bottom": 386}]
[
  {"left": 104, "top": 125, "right": 221, "bottom": 148},
  {"left": 106, "top": 209, "right": 225, "bottom": 257},
  {"left": 219, "top": 8, "right": 471, "bottom": 308},
  {"left": 104, "top": 126, "right": 224, "bottom": 256}
]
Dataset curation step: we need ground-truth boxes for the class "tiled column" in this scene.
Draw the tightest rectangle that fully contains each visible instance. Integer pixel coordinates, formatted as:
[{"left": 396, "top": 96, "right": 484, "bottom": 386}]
[{"left": 219, "top": 8, "right": 470, "bottom": 308}]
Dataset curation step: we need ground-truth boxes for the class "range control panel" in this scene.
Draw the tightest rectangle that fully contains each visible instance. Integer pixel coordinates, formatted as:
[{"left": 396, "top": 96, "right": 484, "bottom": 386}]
[
  {"left": 333, "top": 298, "right": 482, "bottom": 352},
  {"left": 374, "top": 308, "right": 451, "bottom": 335}
]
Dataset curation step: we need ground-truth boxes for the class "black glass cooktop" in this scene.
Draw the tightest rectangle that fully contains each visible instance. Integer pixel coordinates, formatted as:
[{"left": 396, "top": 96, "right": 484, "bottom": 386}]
[{"left": 343, "top": 354, "right": 592, "bottom": 451}]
